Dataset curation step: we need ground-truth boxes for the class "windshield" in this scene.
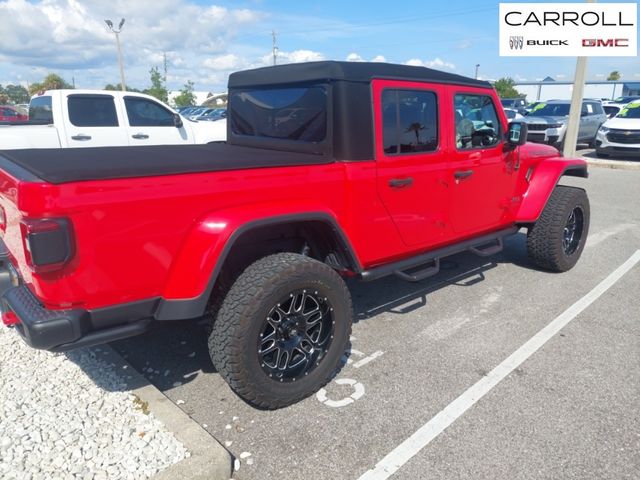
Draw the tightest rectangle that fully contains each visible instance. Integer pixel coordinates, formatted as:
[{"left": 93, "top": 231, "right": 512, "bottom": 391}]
[
  {"left": 500, "top": 99, "right": 514, "bottom": 107},
  {"left": 229, "top": 85, "right": 327, "bottom": 143},
  {"left": 617, "top": 103, "right": 640, "bottom": 119},
  {"left": 603, "top": 106, "right": 620, "bottom": 117},
  {"left": 613, "top": 96, "right": 640, "bottom": 103},
  {"left": 529, "top": 103, "right": 570, "bottom": 116}
]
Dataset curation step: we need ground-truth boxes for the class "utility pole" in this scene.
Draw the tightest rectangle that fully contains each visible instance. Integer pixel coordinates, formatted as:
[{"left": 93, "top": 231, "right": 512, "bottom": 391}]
[
  {"left": 475, "top": 64, "right": 480, "bottom": 79},
  {"left": 163, "top": 52, "right": 168, "bottom": 82},
  {"left": 105, "top": 18, "right": 126, "bottom": 91},
  {"left": 272, "top": 30, "right": 278, "bottom": 66},
  {"left": 563, "top": 0, "right": 596, "bottom": 158}
]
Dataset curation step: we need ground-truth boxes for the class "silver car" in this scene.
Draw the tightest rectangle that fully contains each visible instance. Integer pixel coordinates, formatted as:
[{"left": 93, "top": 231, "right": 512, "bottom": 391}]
[{"left": 524, "top": 99, "right": 607, "bottom": 149}]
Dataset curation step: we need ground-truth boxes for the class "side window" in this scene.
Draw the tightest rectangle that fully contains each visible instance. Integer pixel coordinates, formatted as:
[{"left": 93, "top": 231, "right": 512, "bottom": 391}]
[
  {"left": 68, "top": 95, "right": 118, "bottom": 127},
  {"left": 454, "top": 94, "right": 501, "bottom": 150},
  {"left": 29, "top": 96, "right": 53, "bottom": 123},
  {"left": 382, "top": 89, "right": 438, "bottom": 155},
  {"left": 125, "top": 97, "right": 174, "bottom": 127},
  {"left": 590, "top": 102, "right": 604, "bottom": 115},
  {"left": 584, "top": 103, "right": 594, "bottom": 115}
]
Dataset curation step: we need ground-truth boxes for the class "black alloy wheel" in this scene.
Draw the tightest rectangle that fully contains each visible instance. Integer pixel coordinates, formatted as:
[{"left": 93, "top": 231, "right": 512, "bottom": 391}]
[
  {"left": 258, "top": 289, "right": 334, "bottom": 382},
  {"left": 562, "top": 207, "right": 584, "bottom": 256}
]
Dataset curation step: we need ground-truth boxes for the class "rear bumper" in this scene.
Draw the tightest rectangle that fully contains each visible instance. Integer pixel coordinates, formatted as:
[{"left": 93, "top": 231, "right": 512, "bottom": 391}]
[{"left": 0, "top": 243, "right": 152, "bottom": 351}]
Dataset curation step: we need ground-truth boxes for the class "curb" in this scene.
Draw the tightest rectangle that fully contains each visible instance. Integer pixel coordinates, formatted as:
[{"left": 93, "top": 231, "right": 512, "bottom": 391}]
[
  {"left": 101, "top": 346, "right": 233, "bottom": 480},
  {"left": 581, "top": 157, "right": 640, "bottom": 170}
]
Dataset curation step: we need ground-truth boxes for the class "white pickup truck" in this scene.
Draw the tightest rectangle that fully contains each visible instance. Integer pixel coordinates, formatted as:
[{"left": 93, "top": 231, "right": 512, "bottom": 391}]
[{"left": 0, "top": 90, "right": 226, "bottom": 149}]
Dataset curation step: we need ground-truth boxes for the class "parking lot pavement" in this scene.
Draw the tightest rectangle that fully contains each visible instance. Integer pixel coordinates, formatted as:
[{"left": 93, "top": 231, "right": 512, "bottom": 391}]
[
  {"left": 578, "top": 147, "right": 640, "bottom": 166},
  {"left": 112, "top": 167, "right": 640, "bottom": 480}
]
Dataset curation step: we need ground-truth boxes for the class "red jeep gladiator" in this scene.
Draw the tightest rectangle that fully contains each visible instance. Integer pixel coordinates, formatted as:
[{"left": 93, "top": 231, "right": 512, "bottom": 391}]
[{"left": 0, "top": 62, "right": 589, "bottom": 409}]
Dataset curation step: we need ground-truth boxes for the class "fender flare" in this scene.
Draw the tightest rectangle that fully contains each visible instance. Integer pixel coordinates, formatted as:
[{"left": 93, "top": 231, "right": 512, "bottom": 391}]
[
  {"left": 516, "top": 158, "right": 588, "bottom": 224},
  {"left": 154, "top": 209, "right": 360, "bottom": 321}
]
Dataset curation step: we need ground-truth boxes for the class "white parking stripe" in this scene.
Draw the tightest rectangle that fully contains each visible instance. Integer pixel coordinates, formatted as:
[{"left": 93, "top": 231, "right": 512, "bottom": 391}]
[{"left": 358, "top": 250, "right": 640, "bottom": 480}]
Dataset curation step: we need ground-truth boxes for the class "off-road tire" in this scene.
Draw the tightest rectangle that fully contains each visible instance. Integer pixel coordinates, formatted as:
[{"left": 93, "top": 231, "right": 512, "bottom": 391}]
[
  {"left": 527, "top": 186, "right": 590, "bottom": 272},
  {"left": 209, "top": 253, "right": 352, "bottom": 409}
]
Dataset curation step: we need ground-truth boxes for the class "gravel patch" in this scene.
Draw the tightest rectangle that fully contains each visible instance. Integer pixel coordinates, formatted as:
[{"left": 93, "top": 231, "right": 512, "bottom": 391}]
[{"left": 0, "top": 326, "right": 189, "bottom": 480}]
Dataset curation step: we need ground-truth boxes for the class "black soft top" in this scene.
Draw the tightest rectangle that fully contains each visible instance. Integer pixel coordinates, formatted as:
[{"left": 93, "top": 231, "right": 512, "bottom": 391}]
[{"left": 229, "top": 61, "right": 491, "bottom": 89}]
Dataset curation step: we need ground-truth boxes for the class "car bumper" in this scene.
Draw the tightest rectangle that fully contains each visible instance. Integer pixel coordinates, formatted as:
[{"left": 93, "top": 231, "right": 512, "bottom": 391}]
[
  {"left": 525, "top": 130, "right": 562, "bottom": 146},
  {"left": 0, "top": 241, "right": 152, "bottom": 352},
  {"left": 596, "top": 131, "right": 640, "bottom": 156}
]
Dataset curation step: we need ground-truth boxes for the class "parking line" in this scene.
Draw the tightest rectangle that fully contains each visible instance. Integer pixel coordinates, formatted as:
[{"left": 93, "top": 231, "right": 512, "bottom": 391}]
[{"left": 357, "top": 250, "right": 640, "bottom": 480}]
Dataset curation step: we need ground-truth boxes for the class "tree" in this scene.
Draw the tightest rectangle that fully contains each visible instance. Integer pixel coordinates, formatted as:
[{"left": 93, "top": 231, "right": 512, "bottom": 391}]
[
  {"left": 493, "top": 77, "right": 525, "bottom": 99},
  {"left": 28, "top": 73, "right": 73, "bottom": 95},
  {"left": 104, "top": 83, "right": 141, "bottom": 92},
  {"left": 0, "top": 84, "right": 29, "bottom": 104},
  {"left": 173, "top": 81, "right": 196, "bottom": 107},
  {"left": 4, "top": 84, "right": 30, "bottom": 104},
  {"left": 607, "top": 71, "right": 621, "bottom": 81},
  {"left": 143, "top": 67, "right": 168, "bottom": 103}
]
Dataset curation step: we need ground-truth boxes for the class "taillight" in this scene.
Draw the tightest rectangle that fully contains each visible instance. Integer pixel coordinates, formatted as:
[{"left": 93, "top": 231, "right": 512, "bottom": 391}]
[
  {"left": 2, "top": 311, "right": 20, "bottom": 326},
  {"left": 0, "top": 206, "right": 5, "bottom": 232},
  {"left": 20, "top": 218, "right": 75, "bottom": 273}
]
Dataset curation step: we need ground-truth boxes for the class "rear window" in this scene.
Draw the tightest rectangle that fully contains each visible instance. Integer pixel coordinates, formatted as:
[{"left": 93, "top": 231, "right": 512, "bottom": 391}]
[
  {"left": 229, "top": 86, "right": 327, "bottom": 143},
  {"left": 29, "top": 96, "right": 53, "bottom": 123},
  {"left": 68, "top": 95, "right": 118, "bottom": 127}
]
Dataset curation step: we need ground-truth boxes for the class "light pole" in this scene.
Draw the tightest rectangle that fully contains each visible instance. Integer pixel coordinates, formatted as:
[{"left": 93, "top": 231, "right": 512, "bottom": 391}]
[
  {"left": 105, "top": 18, "right": 126, "bottom": 91},
  {"left": 475, "top": 64, "right": 480, "bottom": 79}
]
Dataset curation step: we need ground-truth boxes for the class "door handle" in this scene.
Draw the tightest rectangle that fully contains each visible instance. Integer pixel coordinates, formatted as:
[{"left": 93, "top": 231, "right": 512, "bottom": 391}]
[
  {"left": 454, "top": 170, "right": 474, "bottom": 179},
  {"left": 71, "top": 134, "right": 92, "bottom": 141},
  {"left": 389, "top": 177, "right": 414, "bottom": 188},
  {"left": 132, "top": 133, "right": 149, "bottom": 139}
]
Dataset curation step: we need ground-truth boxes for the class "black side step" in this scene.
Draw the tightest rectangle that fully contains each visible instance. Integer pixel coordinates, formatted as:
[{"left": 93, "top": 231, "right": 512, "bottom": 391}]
[
  {"left": 394, "top": 258, "right": 440, "bottom": 283},
  {"left": 360, "top": 227, "right": 517, "bottom": 283},
  {"left": 469, "top": 237, "right": 504, "bottom": 257}
]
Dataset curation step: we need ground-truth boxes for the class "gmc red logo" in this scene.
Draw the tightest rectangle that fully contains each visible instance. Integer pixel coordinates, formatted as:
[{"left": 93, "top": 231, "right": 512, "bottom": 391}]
[{"left": 582, "top": 38, "right": 629, "bottom": 47}]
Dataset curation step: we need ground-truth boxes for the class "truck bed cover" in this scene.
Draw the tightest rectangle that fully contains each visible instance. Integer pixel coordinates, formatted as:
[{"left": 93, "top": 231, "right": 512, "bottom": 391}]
[{"left": 0, "top": 143, "right": 332, "bottom": 184}]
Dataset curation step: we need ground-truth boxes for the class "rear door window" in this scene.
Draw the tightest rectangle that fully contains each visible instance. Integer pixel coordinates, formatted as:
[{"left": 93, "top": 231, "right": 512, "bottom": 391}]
[
  {"left": 382, "top": 89, "right": 438, "bottom": 155},
  {"left": 68, "top": 95, "right": 118, "bottom": 127},
  {"left": 589, "top": 102, "right": 604, "bottom": 115}
]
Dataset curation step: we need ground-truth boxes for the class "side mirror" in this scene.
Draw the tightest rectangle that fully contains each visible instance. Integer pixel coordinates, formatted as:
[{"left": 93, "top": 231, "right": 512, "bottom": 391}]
[
  {"left": 507, "top": 121, "right": 528, "bottom": 146},
  {"left": 173, "top": 113, "right": 183, "bottom": 128}
]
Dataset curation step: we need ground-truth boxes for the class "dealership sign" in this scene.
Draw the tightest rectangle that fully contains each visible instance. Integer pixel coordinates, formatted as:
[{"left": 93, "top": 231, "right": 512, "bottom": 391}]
[{"left": 499, "top": 3, "right": 637, "bottom": 56}]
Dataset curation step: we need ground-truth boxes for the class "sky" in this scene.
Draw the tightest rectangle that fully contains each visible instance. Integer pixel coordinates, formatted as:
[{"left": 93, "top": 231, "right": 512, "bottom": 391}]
[{"left": 0, "top": 0, "right": 638, "bottom": 93}]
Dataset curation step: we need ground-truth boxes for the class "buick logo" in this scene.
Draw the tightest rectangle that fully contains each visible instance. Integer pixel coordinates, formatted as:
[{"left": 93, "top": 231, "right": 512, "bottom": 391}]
[{"left": 510, "top": 36, "right": 524, "bottom": 50}]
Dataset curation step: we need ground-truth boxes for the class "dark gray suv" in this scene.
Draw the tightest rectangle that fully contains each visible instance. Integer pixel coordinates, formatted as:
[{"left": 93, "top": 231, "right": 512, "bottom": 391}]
[{"left": 524, "top": 99, "right": 607, "bottom": 149}]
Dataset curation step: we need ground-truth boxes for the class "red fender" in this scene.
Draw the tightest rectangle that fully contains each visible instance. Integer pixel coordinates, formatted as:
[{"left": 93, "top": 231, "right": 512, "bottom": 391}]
[
  {"left": 516, "top": 157, "right": 588, "bottom": 224},
  {"left": 161, "top": 201, "right": 348, "bottom": 300}
]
